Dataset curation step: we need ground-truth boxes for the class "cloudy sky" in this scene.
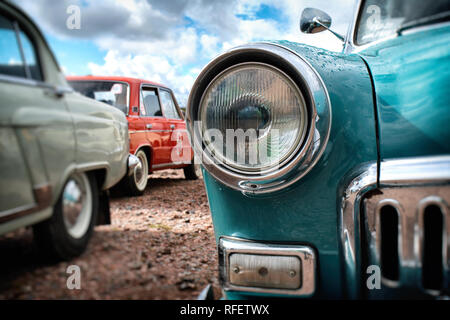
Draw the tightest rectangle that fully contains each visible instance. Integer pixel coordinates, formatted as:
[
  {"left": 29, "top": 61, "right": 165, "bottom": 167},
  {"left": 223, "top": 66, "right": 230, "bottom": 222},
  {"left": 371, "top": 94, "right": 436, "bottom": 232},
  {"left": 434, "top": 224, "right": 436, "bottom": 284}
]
[{"left": 13, "top": 0, "right": 355, "bottom": 106}]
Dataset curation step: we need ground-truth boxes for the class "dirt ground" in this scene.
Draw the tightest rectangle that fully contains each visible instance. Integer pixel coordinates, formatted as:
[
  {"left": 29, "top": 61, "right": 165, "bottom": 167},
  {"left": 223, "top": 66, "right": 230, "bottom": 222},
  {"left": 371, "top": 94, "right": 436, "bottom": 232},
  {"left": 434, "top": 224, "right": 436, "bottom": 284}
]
[{"left": 0, "top": 169, "right": 221, "bottom": 300}]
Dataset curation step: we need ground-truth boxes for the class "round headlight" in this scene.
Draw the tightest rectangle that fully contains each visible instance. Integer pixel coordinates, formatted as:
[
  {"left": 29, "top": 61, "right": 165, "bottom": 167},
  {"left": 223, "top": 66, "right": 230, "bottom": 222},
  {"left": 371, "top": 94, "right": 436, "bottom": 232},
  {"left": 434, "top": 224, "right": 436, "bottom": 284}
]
[
  {"left": 187, "top": 43, "right": 332, "bottom": 194},
  {"left": 199, "top": 62, "right": 308, "bottom": 173}
]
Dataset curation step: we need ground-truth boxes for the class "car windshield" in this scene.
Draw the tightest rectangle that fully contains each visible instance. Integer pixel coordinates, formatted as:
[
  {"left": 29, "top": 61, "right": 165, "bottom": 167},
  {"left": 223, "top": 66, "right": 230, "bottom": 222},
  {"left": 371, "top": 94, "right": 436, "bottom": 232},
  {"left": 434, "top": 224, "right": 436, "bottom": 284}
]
[
  {"left": 356, "top": 0, "right": 450, "bottom": 45},
  {"left": 69, "top": 80, "right": 129, "bottom": 114}
]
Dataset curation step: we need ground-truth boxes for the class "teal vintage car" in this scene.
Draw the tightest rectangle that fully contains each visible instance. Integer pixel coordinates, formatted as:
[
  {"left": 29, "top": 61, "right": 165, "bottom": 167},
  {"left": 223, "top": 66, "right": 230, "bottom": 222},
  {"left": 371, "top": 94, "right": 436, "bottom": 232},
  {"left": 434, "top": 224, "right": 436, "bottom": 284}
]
[
  {"left": 187, "top": 0, "right": 450, "bottom": 299},
  {"left": 0, "top": 2, "right": 137, "bottom": 260}
]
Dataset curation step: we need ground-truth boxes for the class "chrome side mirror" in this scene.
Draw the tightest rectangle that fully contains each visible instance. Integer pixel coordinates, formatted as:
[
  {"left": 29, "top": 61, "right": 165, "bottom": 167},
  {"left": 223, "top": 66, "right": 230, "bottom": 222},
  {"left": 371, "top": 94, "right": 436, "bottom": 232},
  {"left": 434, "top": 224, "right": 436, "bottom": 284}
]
[
  {"left": 300, "top": 7, "right": 344, "bottom": 41},
  {"left": 300, "top": 8, "right": 331, "bottom": 34}
]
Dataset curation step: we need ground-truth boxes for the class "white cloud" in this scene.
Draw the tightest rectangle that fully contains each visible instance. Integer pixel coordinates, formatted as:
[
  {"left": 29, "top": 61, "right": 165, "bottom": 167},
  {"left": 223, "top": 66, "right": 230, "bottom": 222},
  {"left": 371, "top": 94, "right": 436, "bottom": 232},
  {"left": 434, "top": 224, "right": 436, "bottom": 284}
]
[
  {"left": 199, "top": 34, "right": 220, "bottom": 60},
  {"left": 87, "top": 50, "right": 195, "bottom": 106},
  {"left": 12, "top": 0, "right": 356, "bottom": 105}
]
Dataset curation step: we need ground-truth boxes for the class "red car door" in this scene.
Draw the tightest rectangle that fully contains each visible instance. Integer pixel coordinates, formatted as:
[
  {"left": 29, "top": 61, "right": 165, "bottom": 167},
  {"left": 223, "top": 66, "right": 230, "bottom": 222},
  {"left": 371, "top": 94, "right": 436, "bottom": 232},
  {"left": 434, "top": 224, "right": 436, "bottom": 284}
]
[
  {"left": 140, "top": 85, "right": 172, "bottom": 166},
  {"left": 158, "top": 88, "right": 192, "bottom": 164}
]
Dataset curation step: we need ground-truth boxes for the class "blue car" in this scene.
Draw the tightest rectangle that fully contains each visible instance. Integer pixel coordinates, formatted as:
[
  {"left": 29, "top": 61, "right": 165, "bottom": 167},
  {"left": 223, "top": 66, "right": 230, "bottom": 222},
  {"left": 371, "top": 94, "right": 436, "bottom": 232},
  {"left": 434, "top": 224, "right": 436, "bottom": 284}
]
[{"left": 187, "top": 0, "right": 450, "bottom": 299}]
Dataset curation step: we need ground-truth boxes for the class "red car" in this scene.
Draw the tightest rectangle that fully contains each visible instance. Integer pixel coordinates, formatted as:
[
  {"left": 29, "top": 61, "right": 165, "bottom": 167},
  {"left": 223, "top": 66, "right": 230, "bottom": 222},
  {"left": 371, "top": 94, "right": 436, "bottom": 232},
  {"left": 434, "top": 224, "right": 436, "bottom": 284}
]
[{"left": 67, "top": 76, "right": 200, "bottom": 196}]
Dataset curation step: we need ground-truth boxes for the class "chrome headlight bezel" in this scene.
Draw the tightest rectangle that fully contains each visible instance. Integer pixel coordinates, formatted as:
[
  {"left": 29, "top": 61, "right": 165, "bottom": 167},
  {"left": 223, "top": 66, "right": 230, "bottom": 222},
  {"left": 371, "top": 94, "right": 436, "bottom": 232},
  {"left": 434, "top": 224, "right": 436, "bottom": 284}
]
[
  {"left": 199, "top": 61, "right": 309, "bottom": 175},
  {"left": 187, "top": 42, "right": 332, "bottom": 194}
]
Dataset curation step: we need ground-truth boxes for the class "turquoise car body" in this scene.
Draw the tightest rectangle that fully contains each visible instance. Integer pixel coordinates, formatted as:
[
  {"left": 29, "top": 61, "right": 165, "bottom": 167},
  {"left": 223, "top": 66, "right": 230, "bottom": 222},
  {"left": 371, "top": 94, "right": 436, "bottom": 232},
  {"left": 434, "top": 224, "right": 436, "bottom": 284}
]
[
  {"left": 360, "top": 25, "right": 450, "bottom": 160},
  {"left": 195, "top": 11, "right": 450, "bottom": 299}
]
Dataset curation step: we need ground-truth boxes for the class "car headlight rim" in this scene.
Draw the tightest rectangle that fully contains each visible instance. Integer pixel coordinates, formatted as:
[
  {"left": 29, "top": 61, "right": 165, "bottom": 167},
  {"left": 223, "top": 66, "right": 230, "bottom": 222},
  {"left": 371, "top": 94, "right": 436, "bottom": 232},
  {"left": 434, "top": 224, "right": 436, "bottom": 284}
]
[
  {"left": 187, "top": 42, "right": 331, "bottom": 194},
  {"left": 198, "top": 61, "right": 309, "bottom": 175}
]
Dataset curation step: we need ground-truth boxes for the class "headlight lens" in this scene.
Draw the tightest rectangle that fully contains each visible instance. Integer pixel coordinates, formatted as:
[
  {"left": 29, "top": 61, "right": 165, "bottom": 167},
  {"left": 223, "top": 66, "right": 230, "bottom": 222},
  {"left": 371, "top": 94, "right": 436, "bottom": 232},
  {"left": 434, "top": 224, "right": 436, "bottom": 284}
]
[{"left": 199, "top": 63, "right": 308, "bottom": 173}]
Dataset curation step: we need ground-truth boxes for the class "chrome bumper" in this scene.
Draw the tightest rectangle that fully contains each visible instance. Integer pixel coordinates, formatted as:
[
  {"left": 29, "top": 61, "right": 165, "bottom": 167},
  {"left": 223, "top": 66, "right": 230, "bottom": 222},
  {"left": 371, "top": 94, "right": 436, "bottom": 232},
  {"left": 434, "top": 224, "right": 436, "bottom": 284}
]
[
  {"left": 218, "top": 237, "right": 316, "bottom": 297},
  {"left": 127, "top": 154, "right": 139, "bottom": 176}
]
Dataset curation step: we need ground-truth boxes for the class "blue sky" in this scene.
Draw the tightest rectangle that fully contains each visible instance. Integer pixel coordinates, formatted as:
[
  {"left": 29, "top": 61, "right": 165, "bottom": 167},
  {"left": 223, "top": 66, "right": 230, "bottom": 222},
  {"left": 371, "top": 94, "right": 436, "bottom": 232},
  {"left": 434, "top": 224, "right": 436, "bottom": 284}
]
[
  {"left": 45, "top": 35, "right": 105, "bottom": 75},
  {"left": 13, "top": 0, "right": 355, "bottom": 106}
]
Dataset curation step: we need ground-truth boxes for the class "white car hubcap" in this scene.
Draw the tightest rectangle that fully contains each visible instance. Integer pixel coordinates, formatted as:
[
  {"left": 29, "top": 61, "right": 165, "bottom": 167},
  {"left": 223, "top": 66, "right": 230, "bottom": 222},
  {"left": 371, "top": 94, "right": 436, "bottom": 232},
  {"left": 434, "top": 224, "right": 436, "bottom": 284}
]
[
  {"left": 134, "top": 151, "right": 148, "bottom": 191},
  {"left": 62, "top": 173, "right": 93, "bottom": 239}
]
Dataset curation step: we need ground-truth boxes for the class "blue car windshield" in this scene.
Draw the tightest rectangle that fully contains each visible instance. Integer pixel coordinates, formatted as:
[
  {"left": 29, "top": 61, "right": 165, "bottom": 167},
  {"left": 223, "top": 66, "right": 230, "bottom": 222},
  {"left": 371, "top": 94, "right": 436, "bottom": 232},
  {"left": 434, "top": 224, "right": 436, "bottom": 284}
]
[{"left": 356, "top": 0, "right": 450, "bottom": 45}]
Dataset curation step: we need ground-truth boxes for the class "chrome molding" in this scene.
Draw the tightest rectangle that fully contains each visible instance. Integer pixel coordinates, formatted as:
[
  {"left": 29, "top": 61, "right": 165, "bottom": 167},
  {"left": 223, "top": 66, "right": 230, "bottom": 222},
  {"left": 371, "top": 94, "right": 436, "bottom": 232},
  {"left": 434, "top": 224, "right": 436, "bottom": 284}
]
[
  {"left": 340, "top": 161, "right": 377, "bottom": 299},
  {"left": 129, "top": 129, "right": 186, "bottom": 134},
  {"left": 219, "top": 237, "right": 316, "bottom": 296},
  {"left": 129, "top": 130, "right": 147, "bottom": 134},
  {"left": 186, "top": 42, "right": 331, "bottom": 194},
  {"left": 0, "top": 74, "right": 73, "bottom": 94},
  {"left": 0, "top": 184, "right": 52, "bottom": 223},
  {"left": 151, "top": 161, "right": 190, "bottom": 169},
  {"left": 340, "top": 155, "right": 450, "bottom": 298}
]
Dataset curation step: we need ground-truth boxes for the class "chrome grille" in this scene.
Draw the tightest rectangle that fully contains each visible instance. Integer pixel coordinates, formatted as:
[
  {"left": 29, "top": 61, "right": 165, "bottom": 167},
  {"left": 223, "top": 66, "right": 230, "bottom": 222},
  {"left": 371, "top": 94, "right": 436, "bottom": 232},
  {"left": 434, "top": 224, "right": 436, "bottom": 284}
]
[{"left": 362, "top": 185, "right": 449, "bottom": 298}]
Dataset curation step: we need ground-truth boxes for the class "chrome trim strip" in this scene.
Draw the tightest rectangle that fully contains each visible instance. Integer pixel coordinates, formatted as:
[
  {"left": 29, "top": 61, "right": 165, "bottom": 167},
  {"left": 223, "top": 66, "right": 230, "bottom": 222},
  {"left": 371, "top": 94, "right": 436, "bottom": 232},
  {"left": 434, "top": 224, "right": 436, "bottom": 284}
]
[
  {"left": 186, "top": 42, "right": 332, "bottom": 194},
  {"left": 0, "top": 73, "right": 39, "bottom": 87},
  {"left": 379, "top": 156, "right": 450, "bottom": 186},
  {"left": 129, "top": 129, "right": 184, "bottom": 134},
  {"left": 151, "top": 161, "right": 190, "bottom": 169},
  {"left": 0, "top": 74, "right": 73, "bottom": 93},
  {"left": 218, "top": 237, "right": 316, "bottom": 296},
  {"left": 341, "top": 155, "right": 450, "bottom": 298},
  {"left": 340, "top": 161, "right": 377, "bottom": 299},
  {"left": 129, "top": 130, "right": 146, "bottom": 134},
  {"left": 0, "top": 184, "right": 52, "bottom": 223},
  {"left": 401, "top": 21, "right": 450, "bottom": 36}
]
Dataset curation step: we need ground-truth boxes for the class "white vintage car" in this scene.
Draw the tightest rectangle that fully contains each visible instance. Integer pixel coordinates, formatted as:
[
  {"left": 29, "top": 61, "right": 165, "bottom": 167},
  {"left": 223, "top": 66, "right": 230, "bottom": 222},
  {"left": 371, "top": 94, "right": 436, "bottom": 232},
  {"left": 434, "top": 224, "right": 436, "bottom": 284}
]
[{"left": 0, "top": 1, "right": 137, "bottom": 260}]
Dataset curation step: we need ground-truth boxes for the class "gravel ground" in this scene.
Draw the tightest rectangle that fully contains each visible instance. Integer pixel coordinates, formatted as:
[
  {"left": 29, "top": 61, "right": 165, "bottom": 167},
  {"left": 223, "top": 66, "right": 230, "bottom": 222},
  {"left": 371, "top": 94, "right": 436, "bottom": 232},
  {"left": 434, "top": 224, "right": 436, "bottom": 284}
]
[{"left": 0, "top": 169, "right": 221, "bottom": 300}]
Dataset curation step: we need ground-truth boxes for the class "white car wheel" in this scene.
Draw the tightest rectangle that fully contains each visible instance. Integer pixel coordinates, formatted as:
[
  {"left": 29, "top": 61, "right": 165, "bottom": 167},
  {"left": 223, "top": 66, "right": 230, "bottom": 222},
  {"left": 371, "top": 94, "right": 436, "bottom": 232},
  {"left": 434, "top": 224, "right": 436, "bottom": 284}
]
[
  {"left": 133, "top": 150, "right": 149, "bottom": 192},
  {"left": 62, "top": 173, "right": 93, "bottom": 239}
]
